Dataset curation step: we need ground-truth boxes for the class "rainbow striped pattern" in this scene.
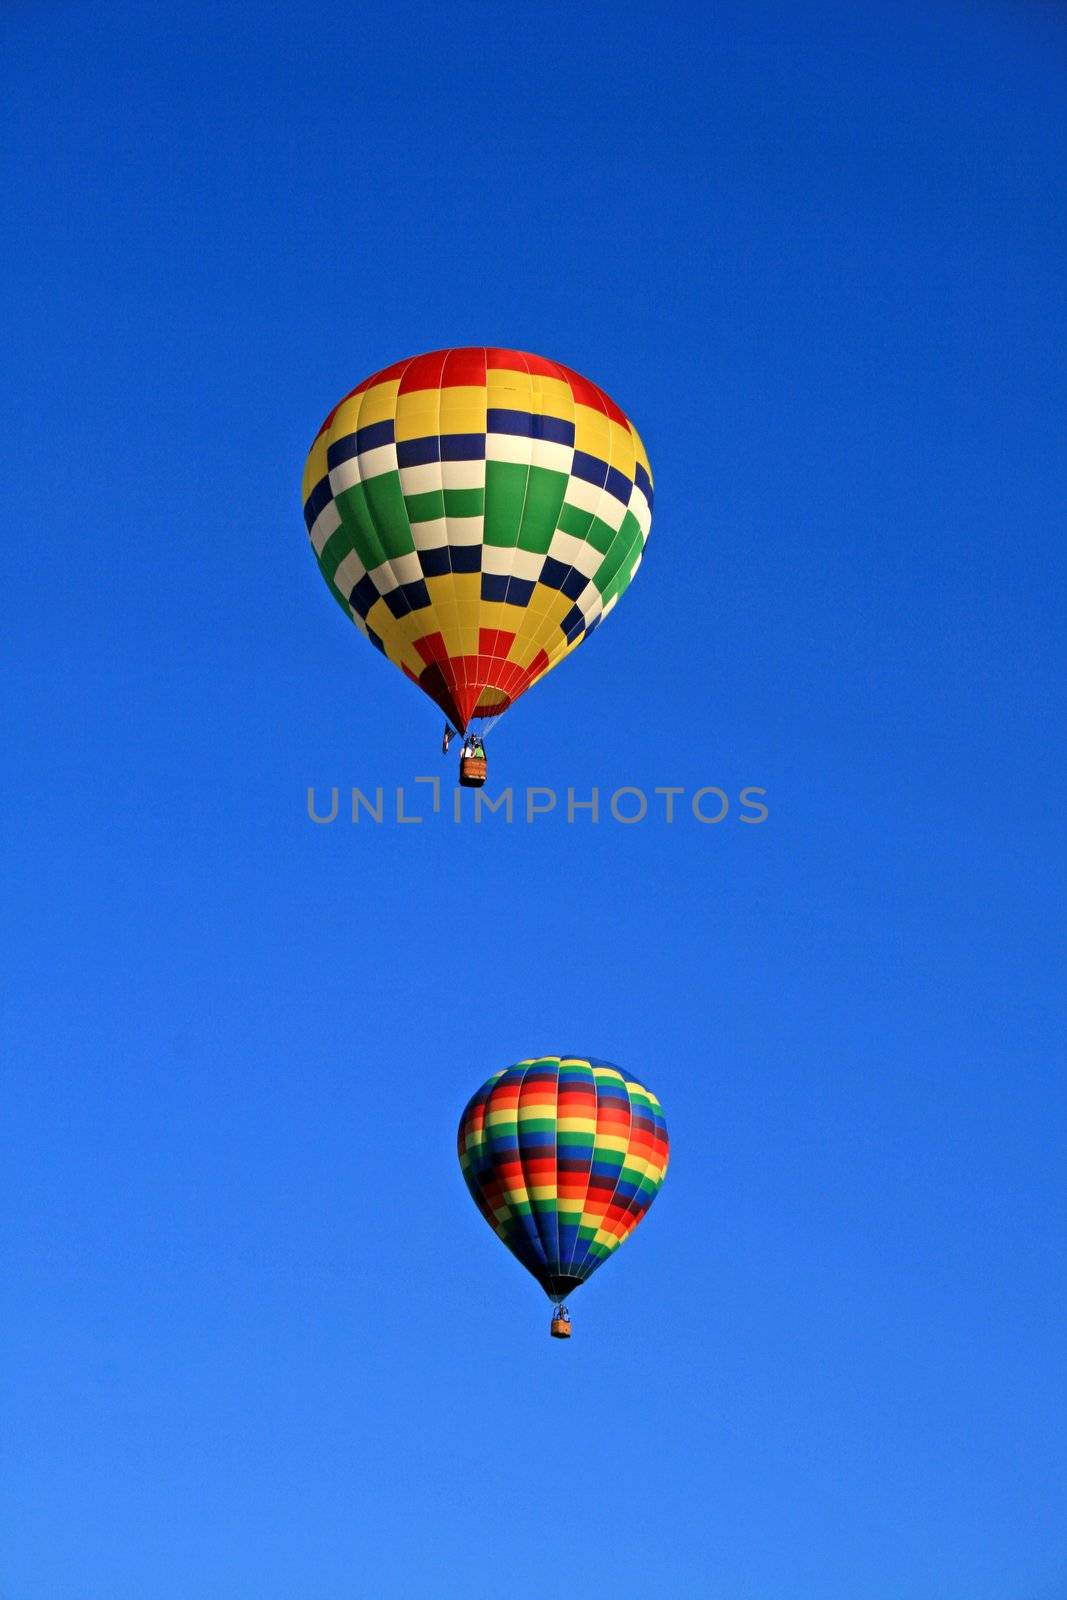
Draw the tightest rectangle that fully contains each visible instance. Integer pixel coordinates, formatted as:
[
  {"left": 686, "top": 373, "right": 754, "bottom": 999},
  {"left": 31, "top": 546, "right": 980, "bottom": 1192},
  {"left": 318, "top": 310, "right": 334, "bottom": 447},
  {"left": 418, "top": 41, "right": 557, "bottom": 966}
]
[
  {"left": 457, "top": 1056, "right": 669, "bottom": 1303},
  {"left": 302, "top": 349, "right": 653, "bottom": 733}
]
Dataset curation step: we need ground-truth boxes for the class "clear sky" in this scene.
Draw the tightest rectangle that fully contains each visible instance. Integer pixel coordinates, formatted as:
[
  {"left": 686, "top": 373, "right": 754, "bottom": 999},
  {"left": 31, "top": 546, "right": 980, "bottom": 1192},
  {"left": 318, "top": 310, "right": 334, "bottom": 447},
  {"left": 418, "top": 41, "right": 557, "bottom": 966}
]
[{"left": 3, "top": 2, "right": 1065, "bottom": 1597}]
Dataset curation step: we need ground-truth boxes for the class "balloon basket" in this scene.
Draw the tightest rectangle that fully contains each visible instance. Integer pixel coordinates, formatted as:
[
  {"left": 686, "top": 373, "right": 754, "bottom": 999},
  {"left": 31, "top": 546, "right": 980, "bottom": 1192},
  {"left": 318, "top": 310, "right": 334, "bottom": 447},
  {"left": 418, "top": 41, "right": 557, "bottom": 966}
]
[
  {"left": 550, "top": 1308, "right": 572, "bottom": 1340},
  {"left": 459, "top": 756, "right": 487, "bottom": 788}
]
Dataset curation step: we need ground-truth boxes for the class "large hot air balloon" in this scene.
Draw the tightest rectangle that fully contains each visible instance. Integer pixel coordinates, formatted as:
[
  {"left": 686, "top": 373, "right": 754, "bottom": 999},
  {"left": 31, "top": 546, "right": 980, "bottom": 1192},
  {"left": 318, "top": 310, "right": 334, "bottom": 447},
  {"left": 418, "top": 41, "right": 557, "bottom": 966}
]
[
  {"left": 457, "top": 1056, "right": 669, "bottom": 1338},
  {"left": 302, "top": 349, "right": 653, "bottom": 785}
]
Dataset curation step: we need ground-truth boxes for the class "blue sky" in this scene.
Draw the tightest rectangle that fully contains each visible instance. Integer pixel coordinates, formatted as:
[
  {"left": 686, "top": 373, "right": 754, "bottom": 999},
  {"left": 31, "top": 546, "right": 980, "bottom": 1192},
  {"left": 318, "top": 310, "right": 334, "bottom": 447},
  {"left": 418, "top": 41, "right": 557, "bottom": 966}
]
[{"left": 2, "top": 2, "right": 1065, "bottom": 1596}]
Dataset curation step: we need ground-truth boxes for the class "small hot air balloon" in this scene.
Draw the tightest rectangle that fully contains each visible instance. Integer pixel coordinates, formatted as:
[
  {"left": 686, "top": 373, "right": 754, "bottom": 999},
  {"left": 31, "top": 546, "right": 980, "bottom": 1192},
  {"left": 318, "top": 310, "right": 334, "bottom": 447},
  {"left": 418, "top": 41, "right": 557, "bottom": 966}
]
[
  {"left": 457, "top": 1056, "right": 669, "bottom": 1338},
  {"left": 302, "top": 349, "right": 653, "bottom": 786}
]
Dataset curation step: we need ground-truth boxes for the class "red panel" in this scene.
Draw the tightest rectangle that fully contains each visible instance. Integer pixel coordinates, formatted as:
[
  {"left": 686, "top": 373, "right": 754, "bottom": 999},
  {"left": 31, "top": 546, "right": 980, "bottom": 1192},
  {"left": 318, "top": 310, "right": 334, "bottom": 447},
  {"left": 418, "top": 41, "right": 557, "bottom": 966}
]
[
  {"left": 413, "top": 631, "right": 449, "bottom": 666},
  {"left": 486, "top": 348, "right": 565, "bottom": 381},
  {"left": 479, "top": 627, "right": 515, "bottom": 658},
  {"left": 398, "top": 349, "right": 449, "bottom": 393},
  {"left": 441, "top": 347, "right": 487, "bottom": 386}
]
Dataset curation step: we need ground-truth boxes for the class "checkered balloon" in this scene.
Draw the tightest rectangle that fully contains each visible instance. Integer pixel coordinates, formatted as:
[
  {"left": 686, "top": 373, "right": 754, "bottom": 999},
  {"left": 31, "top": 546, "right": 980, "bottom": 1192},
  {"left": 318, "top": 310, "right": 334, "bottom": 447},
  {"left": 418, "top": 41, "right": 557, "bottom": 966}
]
[{"left": 302, "top": 349, "right": 653, "bottom": 734}]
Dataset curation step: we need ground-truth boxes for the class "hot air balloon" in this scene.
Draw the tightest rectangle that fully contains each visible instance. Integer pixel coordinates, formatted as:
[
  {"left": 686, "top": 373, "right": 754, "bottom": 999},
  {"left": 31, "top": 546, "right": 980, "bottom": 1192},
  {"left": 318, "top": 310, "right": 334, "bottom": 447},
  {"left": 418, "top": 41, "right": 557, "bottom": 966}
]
[
  {"left": 301, "top": 349, "right": 653, "bottom": 786},
  {"left": 457, "top": 1056, "right": 669, "bottom": 1338}
]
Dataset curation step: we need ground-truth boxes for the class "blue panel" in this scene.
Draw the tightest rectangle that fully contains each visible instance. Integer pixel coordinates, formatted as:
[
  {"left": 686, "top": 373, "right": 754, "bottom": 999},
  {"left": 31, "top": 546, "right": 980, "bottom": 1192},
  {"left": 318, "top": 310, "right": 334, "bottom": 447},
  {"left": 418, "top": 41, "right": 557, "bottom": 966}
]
[
  {"left": 605, "top": 465, "right": 632, "bottom": 506},
  {"left": 418, "top": 545, "right": 451, "bottom": 578},
  {"left": 487, "top": 408, "right": 575, "bottom": 446},
  {"left": 356, "top": 418, "right": 395, "bottom": 453},
  {"left": 383, "top": 585, "right": 412, "bottom": 619},
  {"left": 349, "top": 573, "right": 379, "bottom": 620},
  {"left": 440, "top": 432, "right": 486, "bottom": 461},
  {"left": 539, "top": 555, "right": 570, "bottom": 591},
  {"left": 325, "top": 433, "right": 360, "bottom": 470},
  {"left": 304, "top": 474, "right": 333, "bottom": 530},
  {"left": 396, "top": 436, "right": 440, "bottom": 468},
  {"left": 571, "top": 449, "right": 608, "bottom": 489},
  {"left": 634, "top": 460, "right": 653, "bottom": 505},
  {"left": 449, "top": 543, "right": 481, "bottom": 573},
  {"left": 561, "top": 604, "right": 585, "bottom": 643}
]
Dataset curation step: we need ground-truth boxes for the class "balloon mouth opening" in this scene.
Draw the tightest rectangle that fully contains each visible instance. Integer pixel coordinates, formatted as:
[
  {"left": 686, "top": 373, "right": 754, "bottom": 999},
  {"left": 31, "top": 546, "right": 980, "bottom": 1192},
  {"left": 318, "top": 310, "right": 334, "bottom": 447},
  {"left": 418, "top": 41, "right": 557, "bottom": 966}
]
[{"left": 542, "top": 1274, "right": 584, "bottom": 1300}]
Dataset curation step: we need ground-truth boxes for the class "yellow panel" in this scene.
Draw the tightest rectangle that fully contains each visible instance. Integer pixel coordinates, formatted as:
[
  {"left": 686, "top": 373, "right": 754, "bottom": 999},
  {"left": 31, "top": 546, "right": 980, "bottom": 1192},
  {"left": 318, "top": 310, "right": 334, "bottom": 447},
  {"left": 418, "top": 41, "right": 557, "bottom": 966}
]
[
  {"left": 328, "top": 393, "right": 364, "bottom": 442},
  {"left": 395, "top": 390, "right": 442, "bottom": 440},
  {"left": 475, "top": 599, "right": 522, "bottom": 637},
  {"left": 607, "top": 417, "right": 637, "bottom": 478},
  {"left": 511, "top": 585, "right": 577, "bottom": 665},
  {"left": 488, "top": 369, "right": 573, "bottom": 417},
  {"left": 505, "top": 627, "right": 550, "bottom": 672},
  {"left": 331, "top": 381, "right": 399, "bottom": 437},
  {"left": 487, "top": 367, "right": 533, "bottom": 405},
  {"left": 450, "top": 573, "right": 481, "bottom": 608},
  {"left": 631, "top": 423, "right": 652, "bottom": 482},
  {"left": 302, "top": 430, "right": 329, "bottom": 502},
  {"left": 363, "top": 597, "right": 407, "bottom": 662},
  {"left": 438, "top": 385, "right": 489, "bottom": 433},
  {"left": 532, "top": 376, "right": 575, "bottom": 416},
  {"left": 423, "top": 574, "right": 458, "bottom": 612},
  {"left": 573, "top": 402, "right": 612, "bottom": 459}
]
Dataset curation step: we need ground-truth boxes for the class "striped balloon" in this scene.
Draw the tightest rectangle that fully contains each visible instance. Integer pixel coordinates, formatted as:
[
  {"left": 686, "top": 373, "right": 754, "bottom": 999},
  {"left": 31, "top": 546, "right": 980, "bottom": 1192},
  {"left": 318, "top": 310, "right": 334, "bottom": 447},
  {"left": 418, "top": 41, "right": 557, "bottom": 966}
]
[
  {"left": 457, "top": 1056, "right": 669, "bottom": 1304},
  {"left": 302, "top": 349, "right": 653, "bottom": 734}
]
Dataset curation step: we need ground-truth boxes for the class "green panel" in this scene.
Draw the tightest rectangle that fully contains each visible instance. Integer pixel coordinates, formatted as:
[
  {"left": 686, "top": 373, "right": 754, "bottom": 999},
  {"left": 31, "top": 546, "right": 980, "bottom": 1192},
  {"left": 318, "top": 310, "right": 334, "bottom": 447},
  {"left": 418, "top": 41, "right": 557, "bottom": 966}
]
[
  {"left": 516, "top": 465, "right": 570, "bottom": 555},
  {"left": 443, "top": 487, "right": 484, "bottom": 518},
  {"left": 607, "top": 526, "right": 644, "bottom": 604},
  {"left": 584, "top": 511, "right": 628, "bottom": 556},
  {"left": 557, "top": 499, "right": 594, "bottom": 541},
  {"left": 484, "top": 460, "right": 527, "bottom": 547},
  {"left": 594, "top": 521, "right": 642, "bottom": 599},
  {"left": 362, "top": 470, "right": 415, "bottom": 559},
  {"left": 317, "top": 524, "right": 354, "bottom": 587},
  {"left": 404, "top": 488, "right": 445, "bottom": 523},
  {"left": 335, "top": 482, "right": 389, "bottom": 572}
]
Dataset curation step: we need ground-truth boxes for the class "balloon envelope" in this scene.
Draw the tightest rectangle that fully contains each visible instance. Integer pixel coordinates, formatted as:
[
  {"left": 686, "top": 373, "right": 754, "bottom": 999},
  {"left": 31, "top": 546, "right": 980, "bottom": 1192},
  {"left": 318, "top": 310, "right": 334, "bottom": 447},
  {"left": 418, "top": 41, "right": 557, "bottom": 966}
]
[
  {"left": 302, "top": 349, "right": 653, "bottom": 733},
  {"left": 457, "top": 1056, "right": 669, "bottom": 1301}
]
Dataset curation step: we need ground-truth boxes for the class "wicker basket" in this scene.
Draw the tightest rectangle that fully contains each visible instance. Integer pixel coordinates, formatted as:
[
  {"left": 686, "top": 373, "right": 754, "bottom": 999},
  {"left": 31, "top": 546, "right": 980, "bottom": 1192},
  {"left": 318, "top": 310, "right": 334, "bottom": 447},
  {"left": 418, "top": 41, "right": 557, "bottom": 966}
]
[
  {"left": 550, "top": 1316, "right": 572, "bottom": 1339},
  {"left": 459, "top": 755, "right": 487, "bottom": 788}
]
